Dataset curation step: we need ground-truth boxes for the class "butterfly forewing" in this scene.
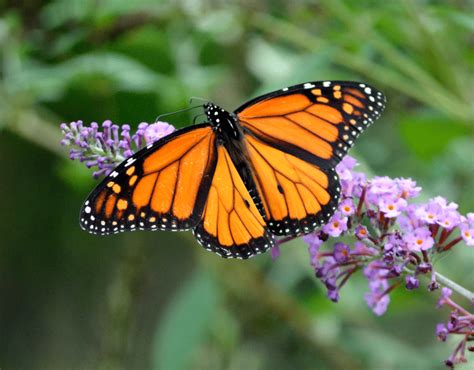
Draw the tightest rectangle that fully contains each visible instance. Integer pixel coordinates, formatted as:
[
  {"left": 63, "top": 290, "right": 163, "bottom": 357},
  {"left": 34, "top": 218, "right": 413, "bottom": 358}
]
[
  {"left": 236, "top": 81, "right": 386, "bottom": 168},
  {"left": 80, "top": 124, "right": 217, "bottom": 234}
]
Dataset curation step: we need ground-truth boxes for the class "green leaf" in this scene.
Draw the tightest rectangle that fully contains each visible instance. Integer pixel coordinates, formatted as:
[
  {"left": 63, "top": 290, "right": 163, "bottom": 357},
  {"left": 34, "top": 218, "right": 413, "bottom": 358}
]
[
  {"left": 246, "top": 37, "right": 298, "bottom": 85},
  {"left": 438, "top": 8, "right": 474, "bottom": 32},
  {"left": 398, "top": 114, "right": 469, "bottom": 160},
  {"left": 7, "top": 52, "right": 167, "bottom": 101},
  {"left": 152, "top": 269, "right": 219, "bottom": 370},
  {"left": 40, "top": 0, "right": 167, "bottom": 29},
  {"left": 109, "top": 25, "right": 175, "bottom": 74}
]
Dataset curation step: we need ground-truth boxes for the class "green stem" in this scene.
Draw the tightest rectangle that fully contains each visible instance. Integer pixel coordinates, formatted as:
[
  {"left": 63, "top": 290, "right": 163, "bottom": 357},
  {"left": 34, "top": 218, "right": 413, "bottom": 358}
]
[
  {"left": 96, "top": 237, "right": 148, "bottom": 370},
  {"left": 320, "top": 0, "right": 470, "bottom": 120},
  {"left": 8, "top": 108, "right": 66, "bottom": 156},
  {"left": 251, "top": 12, "right": 472, "bottom": 123},
  {"left": 405, "top": 266, "right": 474, "bottom": 302},
  {"left": 434, "top": 271, "right": 474, "bottom": 302}
]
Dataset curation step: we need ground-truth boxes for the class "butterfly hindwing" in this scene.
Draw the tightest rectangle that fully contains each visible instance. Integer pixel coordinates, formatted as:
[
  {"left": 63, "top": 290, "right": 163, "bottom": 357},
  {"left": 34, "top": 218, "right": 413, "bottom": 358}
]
[
  {"left": 80, "top": 124, "right": 217, "bottom": 234},
  {"left": 236, "top": 80, "right": 386, "bottom": 169},
  {"left": 243, "top": 134, "right": 340, "bottom": 236},
  {"left": 193, "top": 145, "right": 275, "bottom": 259}
]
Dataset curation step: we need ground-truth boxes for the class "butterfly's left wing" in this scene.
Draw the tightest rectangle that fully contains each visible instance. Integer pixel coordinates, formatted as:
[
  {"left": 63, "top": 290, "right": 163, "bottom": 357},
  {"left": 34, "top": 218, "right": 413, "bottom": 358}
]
[
  {"left": 193, "top": 145, "right": 275, "bottom": 259},
  {"left": 235, "top": 81, "right": 385, "bottom": 236}
]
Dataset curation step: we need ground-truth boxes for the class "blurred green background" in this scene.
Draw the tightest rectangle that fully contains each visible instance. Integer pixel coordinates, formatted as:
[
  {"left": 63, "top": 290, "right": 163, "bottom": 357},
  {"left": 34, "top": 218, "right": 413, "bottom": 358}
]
[{"left": 0, "top": 1, "right": 473, "bottom": 369}]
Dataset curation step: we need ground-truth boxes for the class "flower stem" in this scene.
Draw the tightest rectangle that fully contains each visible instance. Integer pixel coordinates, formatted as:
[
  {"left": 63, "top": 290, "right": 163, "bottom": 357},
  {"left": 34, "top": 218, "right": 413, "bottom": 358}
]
[
  {"left": 405, "top": 266, "right": 474, "bottom": 302},
  {"left": 434, "top": 271, "right": 474, "bottom": 302},
  {"left": 445, "top": 298, "right": 472, "bottom": 316}
]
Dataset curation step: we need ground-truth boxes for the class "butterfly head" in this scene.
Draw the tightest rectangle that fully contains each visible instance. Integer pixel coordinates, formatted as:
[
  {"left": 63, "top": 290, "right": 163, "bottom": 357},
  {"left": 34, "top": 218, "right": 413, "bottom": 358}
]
[
  {"left": 204, "top": 102, "right": 226, "bottom": 125},
  {"left": 203, "top": 102, "right": 240, "bottom": 139}
]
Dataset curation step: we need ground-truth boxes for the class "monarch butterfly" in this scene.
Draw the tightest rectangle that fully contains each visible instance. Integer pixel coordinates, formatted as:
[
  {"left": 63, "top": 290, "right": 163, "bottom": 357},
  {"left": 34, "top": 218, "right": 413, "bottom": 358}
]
[{"left": 80, "top": 80, "right": 385, "bottom": 259}]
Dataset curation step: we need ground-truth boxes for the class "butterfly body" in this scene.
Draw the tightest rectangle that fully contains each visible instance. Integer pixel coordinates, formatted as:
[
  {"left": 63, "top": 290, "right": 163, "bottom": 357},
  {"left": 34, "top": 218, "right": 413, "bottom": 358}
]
[{"left": 80, "top": 81, "right": 386, "bottom": 259}]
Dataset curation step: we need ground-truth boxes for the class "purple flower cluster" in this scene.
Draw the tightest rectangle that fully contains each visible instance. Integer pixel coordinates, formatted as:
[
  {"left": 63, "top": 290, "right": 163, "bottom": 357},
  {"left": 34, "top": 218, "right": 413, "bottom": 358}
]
[
  {"left": 295, "top": 155, "right": 473, "bottom": 367},
  {"left": 60, "top": 120, "right": 175, "bottom": 178},
  {"left": 436, "top": 288, "right": 474, "bottom": 368}
]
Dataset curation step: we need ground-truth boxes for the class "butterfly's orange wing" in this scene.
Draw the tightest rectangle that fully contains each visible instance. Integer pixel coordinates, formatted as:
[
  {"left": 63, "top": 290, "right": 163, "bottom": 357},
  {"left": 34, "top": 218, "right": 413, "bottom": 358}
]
[
  {"left": 237, "top": 81, "right": 385, "bottom": 168},
  {"left": 80, "top": 124, "right": 217, "bottom": 234},
  {"left": 242, "top": 134, "right": 340, "bottom": 236},
  {"left": 235, "top": 81, "right": 385, "bottom": 235},
  {"left": 193, "top": 145, "right": 274, "bottom": 259}
]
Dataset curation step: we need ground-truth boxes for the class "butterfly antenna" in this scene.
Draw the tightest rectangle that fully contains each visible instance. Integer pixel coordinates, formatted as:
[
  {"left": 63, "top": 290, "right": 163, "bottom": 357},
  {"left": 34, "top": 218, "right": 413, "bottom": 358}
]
[
  {"left": 189, "top": 96, "right": 209, "bottom": 105},
  {"left": 154, "top": 105, "right": 202, "bottom": 122}
]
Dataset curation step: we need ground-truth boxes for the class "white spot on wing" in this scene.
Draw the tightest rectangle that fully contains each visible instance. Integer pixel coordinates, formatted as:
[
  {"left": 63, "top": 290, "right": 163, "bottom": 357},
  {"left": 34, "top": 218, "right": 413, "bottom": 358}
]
[{"left": 125, "top": 158, "right": 136, "bottom": 167}]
